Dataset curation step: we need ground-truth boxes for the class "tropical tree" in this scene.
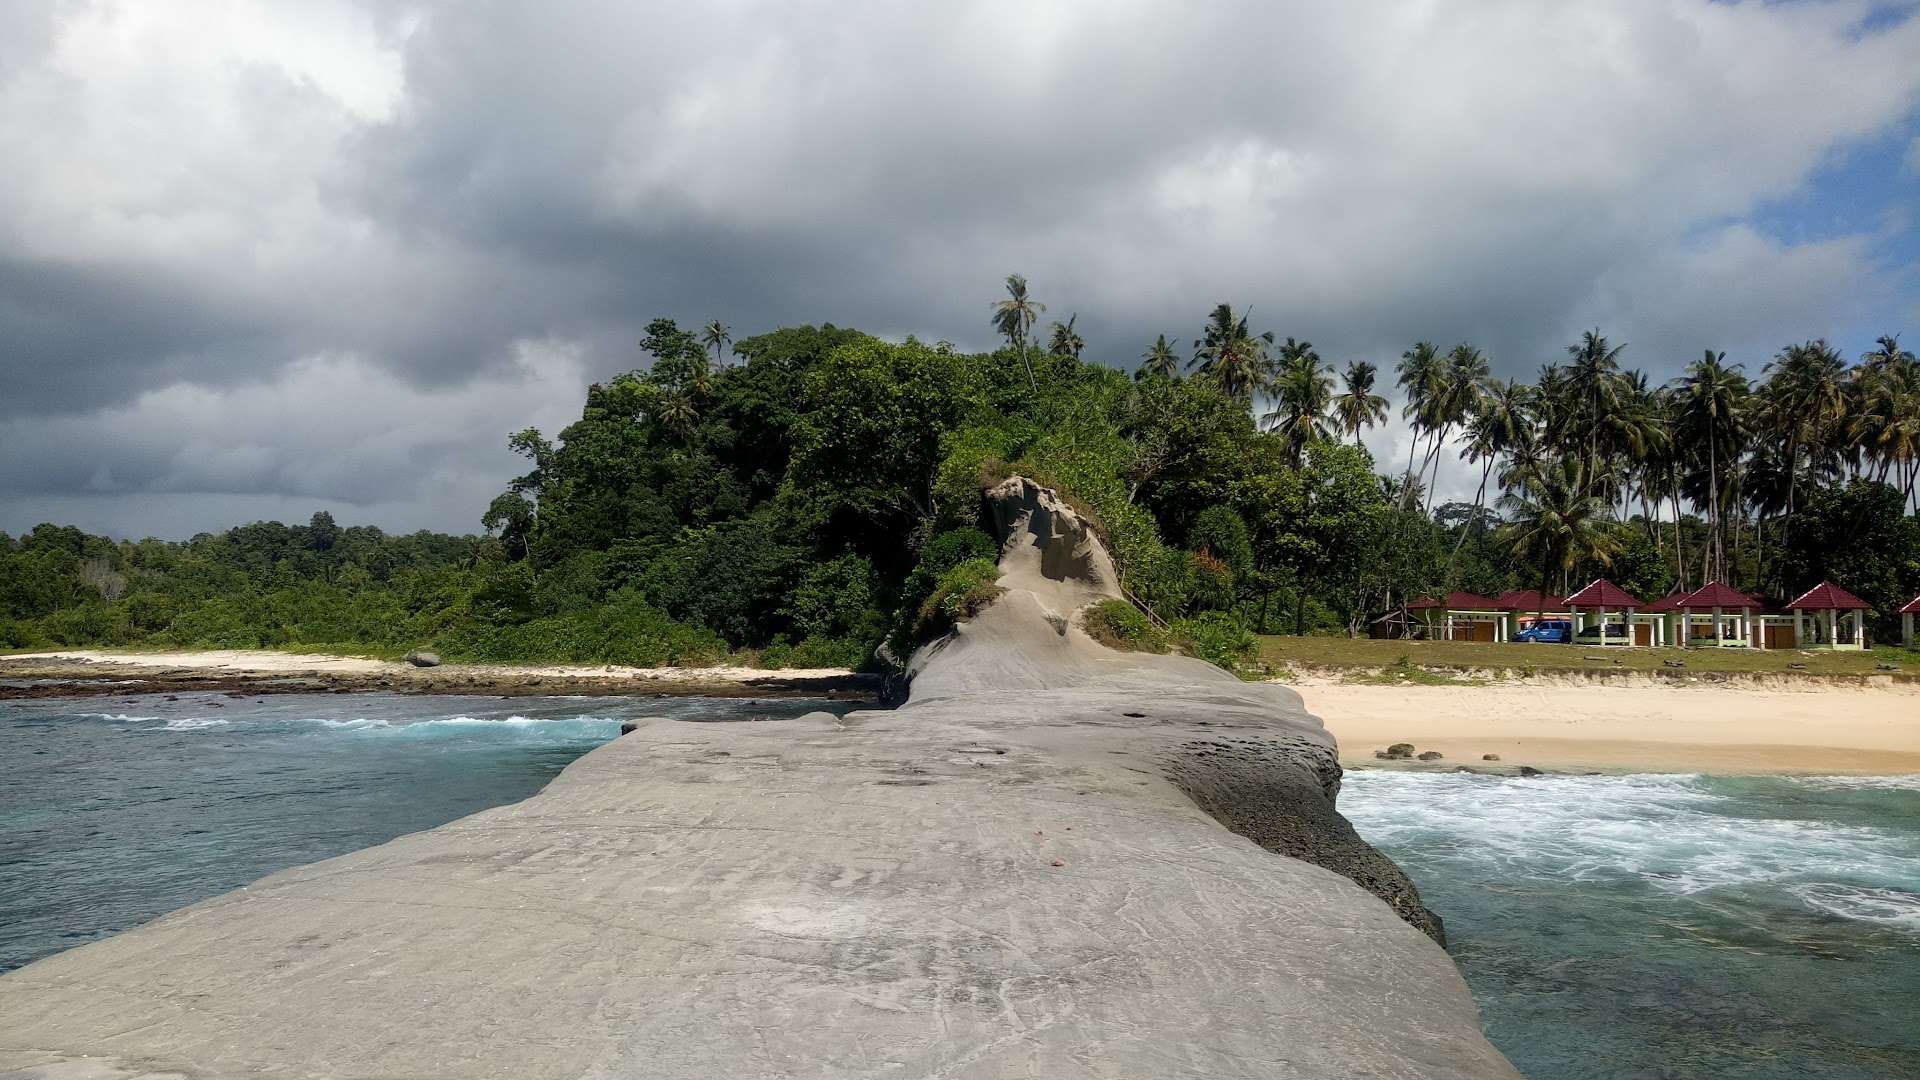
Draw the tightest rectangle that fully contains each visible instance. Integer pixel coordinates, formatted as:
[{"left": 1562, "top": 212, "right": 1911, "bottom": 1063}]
[
  {"left": 1672, "top": 351, "right": 1749, "bottom": 585},
  {"left": 1563, "top": 330, "right": 1627, "bottom": 491},
  {"left": 989, "top": 273, "right": 1046, "bottom": 389},
  {"left": 1332, "top": 361, "right": 1389, "bottom": 444},
  {"left": 1761, "top": 340, "right": 1849, "bottom": 555},
  {"left": 1189, "top": 303, "right": 1273, "bottom": 400},
  {"left": 700, "top": 319, "right": 732, "bottom": 368},
  {"left": 1047, "top": 315, "right": 1085, "bottom": 359},
  {"left": 1394, "top": 341, "right": 1444, "bottom": 509},
  {"left": 1264, "top": 339, "right": 1334, "bottom": 467},
  {"left": 1496, "top": 457, "right": 1621, "bottom": 598},
  {"left": 1140, "top": 334, "right": 1181, "bottom": 378},
  {"left": 1419, "top": 344, "right": 1492, "bottom": 512},
  {"left": 1450, "top": 379, "right": 1532, "bottom": 574}
]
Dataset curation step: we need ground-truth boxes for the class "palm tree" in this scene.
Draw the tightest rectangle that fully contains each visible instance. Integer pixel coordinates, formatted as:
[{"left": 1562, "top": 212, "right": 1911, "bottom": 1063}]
[
  {"left": 1394, "top": 342, "right": 1443, "bottom": 508},
  {"left": 1449, "top": 379, "right": 1531, "bottom": 573},
  {"left": 1265, "top": 339, "right": 1333, "bottom": 466},
  {"left": 1189, "top": 303, "right": 1273, "bottom": 400},
  {"left": 1761, "top": 339, "right": 1848, "bottom": 554},
  {"left": 1332, "top": 361, "right": 1389, "bottom": 444},
  {"left": 1672, "top": 351, "right": 1749, "bottom": 585},
  {"left": 1496, "top": 457, "right": 1621, "bottom": 597},
  {"left": 1564, "top": 330, "right": 1627, "bottom": 491},
  {"left": 989, "top": 273, "right": 1046, "bottom": 389},
  {"left": 1420, "top": 344, "right": 1491, "bottom": 512},
  {"left": 1047, "top": 314, "right": 1085, "bottom": 359},
  {"left": 1140, "top": 334, "right": 1181, "bottom": 378},
  {"left": 658, "top": 390, "right": 698, "bottom": 441},
  {"left": 700, "top": 320, "right": 732, "bottom": 368}
]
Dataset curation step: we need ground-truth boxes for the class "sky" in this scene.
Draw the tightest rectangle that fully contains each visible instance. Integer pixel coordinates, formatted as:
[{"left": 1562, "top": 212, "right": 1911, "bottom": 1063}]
[{"left": 3, "top": 0, "right": 1918, "bottom": 540}]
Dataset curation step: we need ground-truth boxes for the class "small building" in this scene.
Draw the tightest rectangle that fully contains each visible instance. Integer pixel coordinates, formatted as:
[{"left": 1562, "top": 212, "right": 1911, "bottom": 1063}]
[
  {"left": 1899, "top": 594, "right": 1920, "bottom": 648},
  {"left": 1369, "top": 606, "right": 1425, "bottom": 640},
  {"left": 1407, "top": 591, "right": 1508, "bottom": 642},
  {"left": 1678, "top": 581, "right": 1758, "bottom": 649},
  {"left": 1639, "top": 591, "right": 1692, "bottom": 647},
  {"left": 1495, "top": 590, "right": 1570, "bottom": 633},
  {"left": 1785, "top": 581, "right": 1873, "bottom": 650},
  {"left": 1564, "top": 579, "right": 1645, "bottom": 645}
]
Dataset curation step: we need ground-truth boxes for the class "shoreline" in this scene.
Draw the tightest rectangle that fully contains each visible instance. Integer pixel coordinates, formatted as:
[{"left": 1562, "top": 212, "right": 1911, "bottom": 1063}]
[
  {"left": 6, "top": 648, "right": 1918, "bottom": 776},
  {"left": 0, "top": 649, "right": 880, "bottom": 701},
  {"left": 1294, "top": 676, "right": 1920, "bottom": 776}
]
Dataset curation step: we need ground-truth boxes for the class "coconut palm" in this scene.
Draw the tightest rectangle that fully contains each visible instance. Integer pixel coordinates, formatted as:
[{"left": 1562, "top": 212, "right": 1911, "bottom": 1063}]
[
  {"left": 1419, "top": 344, "right": 1492, "bottom": 512},
  {"left": 1449, "top": 379, "right": 1532, "bottom": 573},
  {"left": 1394, "top": 342, "right": 1444, "bottom": 508},
  {"left": 1140, "top": 334, "right": 1180, "bottom": 378},
  {"left": 1672, "top": 351, "right": 1749, "bottom": 585},
  {"left": 1761, "top": 339, "right": 1848, "bottom": 551},
  {"left": 1496, "top": 456, "right": 1621, "bottom": 597},
  {"left": 658, "top": 390, "right": 698, "bottom": 442},
  {"left": 1564, "top": 330, "right": 1627, "bottom": 490},
  {"left": 1265, "top": 339, "right": 1334, "bottom": 466},
  {"left": 700, "top": 320, "right": 732, "bottom": 368},
  {"left": 989, "top": 273, "right": 1046, "bottom": 389},
  {"left": 1189, "top": 303, "right": 1273, "bottom": 400},
  {"left": 1332, "top": 361, "right": 1389, "bottom": 444},
  {"left": 1047, "top": 314, "right": 1085, "bottom": 359}
]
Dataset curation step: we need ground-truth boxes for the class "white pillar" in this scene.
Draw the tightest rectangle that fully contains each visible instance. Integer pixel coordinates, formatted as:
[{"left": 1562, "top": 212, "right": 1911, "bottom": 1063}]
[
  {"left": 1713, "top": 605, "right": 1723, "bottom": 648},
  {"left": 1794, "top": 610, "right": 1804, "bottom": 648},
  {"left": 1905, "top": 612, "right": 1914, "bottom": 648},
  {"left": 1827, "top": 608, "right": 1838, "bottom": 648},
  {"left": 1598, "top": 604, "right": 1607, "bottom": 645},
  {"left": 1856, "top": 613, "right": 1865, "bottom": 648}
]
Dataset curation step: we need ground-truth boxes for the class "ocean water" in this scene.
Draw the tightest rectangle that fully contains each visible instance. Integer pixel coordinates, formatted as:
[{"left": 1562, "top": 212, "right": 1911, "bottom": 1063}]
[
  {"left": 0, "top": 691, "right": 844, "bottom": 974},
  {"left": 5, "top": 696, "right": 1917, "bottom": 1078},
  {"left": 1341, "top": 770, "right": 1920, "bottom": 1080}
]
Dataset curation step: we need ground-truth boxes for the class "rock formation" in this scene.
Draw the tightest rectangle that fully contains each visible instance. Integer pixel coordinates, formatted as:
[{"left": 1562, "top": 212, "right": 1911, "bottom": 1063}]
[{"left": 0, "top": 476, "right": 1519, "bottom": 1078}]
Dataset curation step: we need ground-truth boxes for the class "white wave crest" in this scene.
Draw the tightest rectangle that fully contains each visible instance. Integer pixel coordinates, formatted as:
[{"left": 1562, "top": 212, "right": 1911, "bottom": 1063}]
[{"left": 161, "top": 717, "right": 230, "bottom": 731}]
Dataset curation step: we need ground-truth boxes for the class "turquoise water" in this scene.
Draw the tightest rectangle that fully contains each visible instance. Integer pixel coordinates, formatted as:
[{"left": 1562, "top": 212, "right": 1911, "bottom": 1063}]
[
  {"left": 5, "top": 697, "right": 1917, "bottom": 1077},
  {"left": 0, "top": 691, "right": 842, "bottom": 973},
  {"left": 1341, "top": 770, "right": 1920, "bottom": 1079}
]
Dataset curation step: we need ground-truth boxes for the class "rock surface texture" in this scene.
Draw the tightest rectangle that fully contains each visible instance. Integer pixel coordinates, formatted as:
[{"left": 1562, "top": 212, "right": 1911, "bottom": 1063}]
[{"left": 0, "top": 477, "right": 1519, "bottom": 1079}]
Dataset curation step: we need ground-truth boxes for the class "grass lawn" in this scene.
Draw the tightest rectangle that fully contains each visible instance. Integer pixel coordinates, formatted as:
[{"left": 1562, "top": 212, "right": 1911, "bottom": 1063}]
[{"left": 1257, "top": 635, "right": 1918, "bottom": 678}]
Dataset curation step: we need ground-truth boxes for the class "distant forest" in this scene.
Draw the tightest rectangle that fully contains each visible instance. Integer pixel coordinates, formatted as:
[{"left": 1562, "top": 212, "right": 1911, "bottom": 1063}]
[{"left": 6, "top": 277, "right": 1919, "bottom": 665}]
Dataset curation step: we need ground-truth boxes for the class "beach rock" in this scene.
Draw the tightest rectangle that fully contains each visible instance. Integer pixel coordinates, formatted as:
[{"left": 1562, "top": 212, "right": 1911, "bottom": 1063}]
[
  {"left": 1417, "top": 751, "right": 1444, "bottom": 761},
  {"left": 405, "top": 651, "right": 441, "bottom": 668},
  {"left": 0, "top": 475, "right": 1519, "bottom": 1080},
  {"left": 1518, "top": 766, "right": 1544, "bottom": 776},
  {"left": 1386, "top": 742, "right": 1416, "bottom": 759},
  {"left": 1663, "top": 659, "right": 1685, "bottom": 668},
  {"left": 1482, "top": 753, "right": 1501, "bottom": 761}
]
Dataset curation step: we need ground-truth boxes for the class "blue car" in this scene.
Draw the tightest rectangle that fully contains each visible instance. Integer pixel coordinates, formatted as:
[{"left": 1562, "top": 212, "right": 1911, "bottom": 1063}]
[{"left": 1513, "top": 618, "right": 1572, "bottom": 643}]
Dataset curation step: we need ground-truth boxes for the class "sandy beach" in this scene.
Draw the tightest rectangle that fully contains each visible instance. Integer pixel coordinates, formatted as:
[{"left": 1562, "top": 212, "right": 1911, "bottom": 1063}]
[
  {"left": 1299, "top": 676, "right": 1920, "bottom": 775},
  {"left": 0, "top": 649, "right": 876, "bottom": 700},
  {"left": 7, "top": 649, "right": 1918, "bottom": 773}
]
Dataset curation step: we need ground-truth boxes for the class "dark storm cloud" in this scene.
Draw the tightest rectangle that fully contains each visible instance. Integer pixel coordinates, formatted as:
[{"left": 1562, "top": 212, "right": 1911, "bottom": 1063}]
[{"left": 2, "top": 1, "right": 1918, "bottom": 536}]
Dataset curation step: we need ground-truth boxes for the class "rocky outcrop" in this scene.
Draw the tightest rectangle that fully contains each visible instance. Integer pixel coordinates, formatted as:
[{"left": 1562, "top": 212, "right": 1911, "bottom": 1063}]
[{"left": 0, "top": 476, "right": 1517, "bottom": 1079}]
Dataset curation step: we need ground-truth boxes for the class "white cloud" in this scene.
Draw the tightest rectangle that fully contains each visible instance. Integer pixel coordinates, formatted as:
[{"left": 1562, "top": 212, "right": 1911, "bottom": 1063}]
[{"left": 2, "top": 0, "right": 1918, "bottom": 535}]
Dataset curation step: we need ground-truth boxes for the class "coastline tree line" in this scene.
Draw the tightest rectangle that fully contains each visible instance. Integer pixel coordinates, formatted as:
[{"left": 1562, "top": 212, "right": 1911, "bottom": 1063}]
[{"left": 4, "top": 278, "right": 1917, "bottom": 662}]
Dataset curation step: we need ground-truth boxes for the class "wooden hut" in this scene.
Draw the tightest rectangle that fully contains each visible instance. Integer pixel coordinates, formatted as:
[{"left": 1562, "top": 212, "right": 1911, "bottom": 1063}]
[
  {"left": 1369, "top": 606, "right": 1425, "bottom": 640},
  {"left": 1564, "top": 579, "right": 1644, "bottom": 646},
  {"left": 1785, "top": 581, "right": 1873, "bottom": 650},
  {"left": 1407, "top": 591, "right": 1507, "bottom": 642},
  {"left": 1679, "top": 581, "right": 1758, "bottom": 649},
  {"left": 1898, "top": 594, "right": 1920, "bottom": 648}
]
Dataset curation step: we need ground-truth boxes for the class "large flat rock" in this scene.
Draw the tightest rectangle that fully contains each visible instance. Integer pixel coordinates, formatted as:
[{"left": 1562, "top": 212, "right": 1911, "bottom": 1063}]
[{"left": 0, "top": 479, "right": 1519, "bottom": 1077}]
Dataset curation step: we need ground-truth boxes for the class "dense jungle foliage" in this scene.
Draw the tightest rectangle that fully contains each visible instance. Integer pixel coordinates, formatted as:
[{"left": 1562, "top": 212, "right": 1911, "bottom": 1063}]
[{"left": 6, "top": 281, "right": 1919, "bottom": 666}]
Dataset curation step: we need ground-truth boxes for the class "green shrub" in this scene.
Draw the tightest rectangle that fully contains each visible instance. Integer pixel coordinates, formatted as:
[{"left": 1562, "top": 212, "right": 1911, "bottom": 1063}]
[
  {"left": 1080, "top": 599, "right": 1167, "bottom": 653},
  {"left": 435, "top": 589, "right": 726, "bottom": 667},
  {"left": 913, "top": 557, "right": 1005, "bottom": 638},
  {"left": 1170, "top": 612, "right": 1258, "bottom": 670},
  {"left": 756, "top": 634, "right": 872, "bottom": 671}
]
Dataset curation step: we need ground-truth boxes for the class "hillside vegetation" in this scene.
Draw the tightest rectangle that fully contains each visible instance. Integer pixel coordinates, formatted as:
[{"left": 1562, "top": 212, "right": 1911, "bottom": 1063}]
[{"left": 5, "top": 283, "right": 1918, "bottom": 667}]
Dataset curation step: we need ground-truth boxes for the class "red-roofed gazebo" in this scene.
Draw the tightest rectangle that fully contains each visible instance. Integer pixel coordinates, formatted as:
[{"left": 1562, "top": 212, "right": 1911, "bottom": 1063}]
[
  {"left": 1786, "top": 581, "right": 1873, "bottom": 650},
  {"left": 1565, "top": 579, "right": 1645, "bottom": 646},
  {"left": 1408, "top": 591, "right": 1508, "bottom": 641},
  {"left": 1680, "top": 581, "right": 1759, "bottom": 649},
  {"left": 1900, "top": 594, "right": 1920, "bottom": 647}
]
